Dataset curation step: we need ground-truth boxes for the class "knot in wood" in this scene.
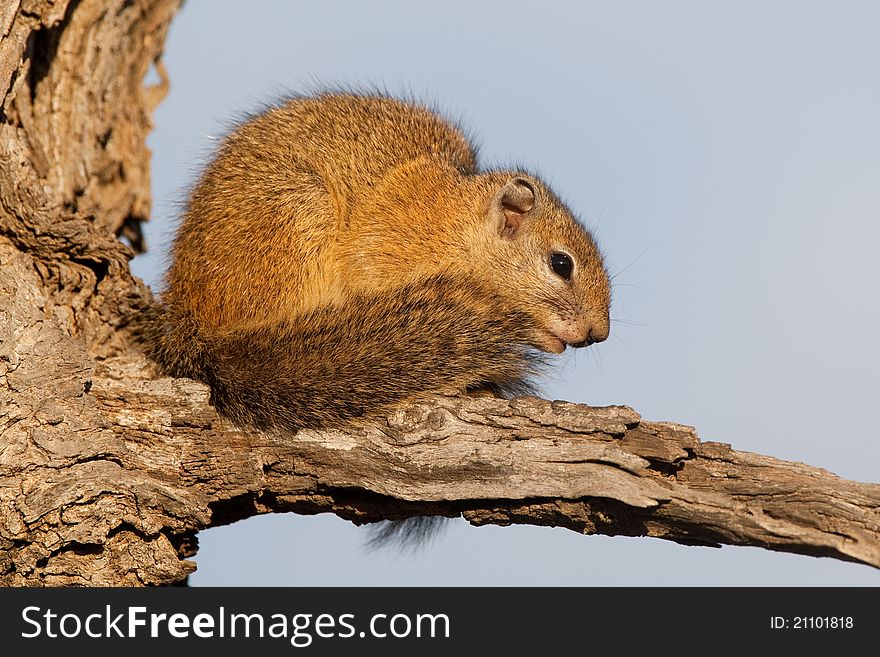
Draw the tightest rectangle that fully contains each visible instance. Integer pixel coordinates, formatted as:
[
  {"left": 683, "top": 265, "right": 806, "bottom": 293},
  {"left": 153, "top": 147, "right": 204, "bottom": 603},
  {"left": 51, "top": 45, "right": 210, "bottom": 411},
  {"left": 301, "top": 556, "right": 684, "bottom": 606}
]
[{"left": 382, "top": 403, "right": 454, "bottom": 445}]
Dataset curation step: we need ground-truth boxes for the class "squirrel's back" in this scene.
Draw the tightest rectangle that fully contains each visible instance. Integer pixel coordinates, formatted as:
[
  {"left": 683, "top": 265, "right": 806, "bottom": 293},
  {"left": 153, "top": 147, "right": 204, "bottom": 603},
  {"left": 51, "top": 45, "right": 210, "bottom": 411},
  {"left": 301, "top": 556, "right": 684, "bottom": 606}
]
[
  {"left": 165, "top": 94, "right": 477, "bottom": 330},
  {"left": 148, "top": 92, "right": 611, "bottom": 431}
]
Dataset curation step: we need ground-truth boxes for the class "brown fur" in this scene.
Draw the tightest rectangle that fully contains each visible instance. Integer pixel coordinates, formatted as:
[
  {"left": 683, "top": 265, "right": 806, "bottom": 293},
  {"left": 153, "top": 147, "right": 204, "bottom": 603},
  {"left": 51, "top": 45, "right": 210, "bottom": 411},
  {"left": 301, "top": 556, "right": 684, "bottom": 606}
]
[{"left": 147, "top": 92, "right": 611, "bottom": 431}]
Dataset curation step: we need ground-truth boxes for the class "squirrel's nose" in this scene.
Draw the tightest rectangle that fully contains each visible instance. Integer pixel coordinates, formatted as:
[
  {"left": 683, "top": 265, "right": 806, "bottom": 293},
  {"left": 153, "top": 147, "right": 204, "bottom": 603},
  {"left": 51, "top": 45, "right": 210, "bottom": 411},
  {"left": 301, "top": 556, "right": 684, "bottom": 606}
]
[{"left": 588, "top": 323, "right": 609, "bottom": 345}]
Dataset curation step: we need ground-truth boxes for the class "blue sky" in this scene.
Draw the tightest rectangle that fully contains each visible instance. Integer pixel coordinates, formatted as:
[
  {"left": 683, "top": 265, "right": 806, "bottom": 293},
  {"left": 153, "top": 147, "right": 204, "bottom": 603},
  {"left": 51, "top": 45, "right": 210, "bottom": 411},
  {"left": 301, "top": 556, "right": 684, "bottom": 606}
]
[{"left": 134, "top": 1, "right": 880, "bottom": 585}]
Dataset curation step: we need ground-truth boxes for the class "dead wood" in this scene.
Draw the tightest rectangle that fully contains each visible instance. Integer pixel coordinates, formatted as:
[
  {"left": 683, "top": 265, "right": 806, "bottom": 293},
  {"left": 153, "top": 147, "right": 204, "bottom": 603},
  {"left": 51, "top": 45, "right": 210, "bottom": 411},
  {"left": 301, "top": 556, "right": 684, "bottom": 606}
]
[{"left": 1, "top": 0, "right": 877, "bottom": 586}]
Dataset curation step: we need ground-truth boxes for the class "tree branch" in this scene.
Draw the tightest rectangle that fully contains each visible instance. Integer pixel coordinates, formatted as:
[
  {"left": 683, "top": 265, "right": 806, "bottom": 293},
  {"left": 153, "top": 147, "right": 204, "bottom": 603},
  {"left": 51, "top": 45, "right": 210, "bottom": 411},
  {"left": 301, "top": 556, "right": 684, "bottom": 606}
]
[
  {"left": 4, "top": 349, "right": 878, "bottom": 585},
  {"left": 0, "top": 1, "right": 877, "bottom": 586}
]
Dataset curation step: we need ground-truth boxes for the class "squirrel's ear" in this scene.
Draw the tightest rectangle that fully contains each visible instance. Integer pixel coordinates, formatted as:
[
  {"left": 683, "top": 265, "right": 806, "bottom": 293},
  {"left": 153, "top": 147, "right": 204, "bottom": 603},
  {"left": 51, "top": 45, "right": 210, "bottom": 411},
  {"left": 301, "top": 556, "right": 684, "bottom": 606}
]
[{"left": 492, "top": 177, "right": 536, "bottom": 238}]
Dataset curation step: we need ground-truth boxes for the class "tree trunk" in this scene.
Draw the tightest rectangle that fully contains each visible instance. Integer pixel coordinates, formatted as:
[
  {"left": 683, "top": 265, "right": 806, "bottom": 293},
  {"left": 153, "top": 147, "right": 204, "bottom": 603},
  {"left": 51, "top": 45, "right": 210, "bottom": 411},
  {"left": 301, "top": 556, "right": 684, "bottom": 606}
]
[{"left": 1, "top": 1, "right": 878, "bottom": 586}]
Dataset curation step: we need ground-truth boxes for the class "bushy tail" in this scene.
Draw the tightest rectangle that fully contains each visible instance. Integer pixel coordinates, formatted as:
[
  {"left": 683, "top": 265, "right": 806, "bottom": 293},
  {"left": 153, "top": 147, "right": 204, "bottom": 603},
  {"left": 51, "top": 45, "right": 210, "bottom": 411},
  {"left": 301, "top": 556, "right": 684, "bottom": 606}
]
[
  {"left": 144, "top": 276, "right": 543, "bottom": 431},
  {"left": 363, "top": 517, "right": 450, "bottom": 553}
]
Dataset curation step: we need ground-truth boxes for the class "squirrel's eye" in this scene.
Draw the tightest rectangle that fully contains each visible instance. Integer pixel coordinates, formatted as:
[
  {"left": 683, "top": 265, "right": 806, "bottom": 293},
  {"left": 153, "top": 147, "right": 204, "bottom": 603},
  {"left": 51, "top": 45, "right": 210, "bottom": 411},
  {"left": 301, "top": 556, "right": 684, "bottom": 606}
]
[{"left": 550, "top": 252, "right": 573, "bottom": 280}]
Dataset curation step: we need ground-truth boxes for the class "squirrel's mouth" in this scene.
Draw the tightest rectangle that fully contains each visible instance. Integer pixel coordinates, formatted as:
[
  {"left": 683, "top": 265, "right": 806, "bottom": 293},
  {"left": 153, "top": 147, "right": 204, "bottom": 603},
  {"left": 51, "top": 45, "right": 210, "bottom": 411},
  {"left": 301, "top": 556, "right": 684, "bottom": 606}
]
[{"left": 535, "top": 331, "right": 567, "bottom": 354}]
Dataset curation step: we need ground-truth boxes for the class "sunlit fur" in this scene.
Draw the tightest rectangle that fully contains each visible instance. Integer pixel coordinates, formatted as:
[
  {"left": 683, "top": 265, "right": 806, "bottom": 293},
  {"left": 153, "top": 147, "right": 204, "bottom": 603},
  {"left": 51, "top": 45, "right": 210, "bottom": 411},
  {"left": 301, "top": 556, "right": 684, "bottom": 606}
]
[{"left": 147, "top": 92, "right": 610, "bottom": 431}]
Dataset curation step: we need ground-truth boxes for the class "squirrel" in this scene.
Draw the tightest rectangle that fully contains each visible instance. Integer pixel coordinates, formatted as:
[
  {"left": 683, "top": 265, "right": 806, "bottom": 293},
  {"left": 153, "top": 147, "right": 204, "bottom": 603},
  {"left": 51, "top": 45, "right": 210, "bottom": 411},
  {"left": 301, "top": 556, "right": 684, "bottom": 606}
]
[{"left": 145, "top": 92, "right": 611, "bottom": 431}]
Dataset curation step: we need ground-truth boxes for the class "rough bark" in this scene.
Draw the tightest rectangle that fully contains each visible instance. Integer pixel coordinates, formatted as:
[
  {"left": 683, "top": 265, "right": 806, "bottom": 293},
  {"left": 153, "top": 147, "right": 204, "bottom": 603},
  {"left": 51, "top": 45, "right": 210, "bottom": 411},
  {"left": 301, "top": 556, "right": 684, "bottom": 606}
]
[{"left": 1, "top": 1, "right": 878, "bottom": 586}]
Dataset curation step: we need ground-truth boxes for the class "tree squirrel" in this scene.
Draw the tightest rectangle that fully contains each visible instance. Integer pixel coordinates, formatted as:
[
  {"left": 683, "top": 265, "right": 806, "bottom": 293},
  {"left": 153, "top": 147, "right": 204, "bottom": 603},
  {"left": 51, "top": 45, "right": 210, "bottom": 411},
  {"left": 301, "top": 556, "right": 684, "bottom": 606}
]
[{"left": 146, "top": 93, "right": 611, "bottom": 430}]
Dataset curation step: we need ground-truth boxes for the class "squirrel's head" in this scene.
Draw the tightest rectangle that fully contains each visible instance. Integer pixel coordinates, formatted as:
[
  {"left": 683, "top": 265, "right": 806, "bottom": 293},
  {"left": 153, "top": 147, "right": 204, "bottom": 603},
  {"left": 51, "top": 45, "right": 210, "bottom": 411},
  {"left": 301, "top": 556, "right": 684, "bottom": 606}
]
[{"left": 477, "top": 174, "right": 611, "bottom": 354}]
